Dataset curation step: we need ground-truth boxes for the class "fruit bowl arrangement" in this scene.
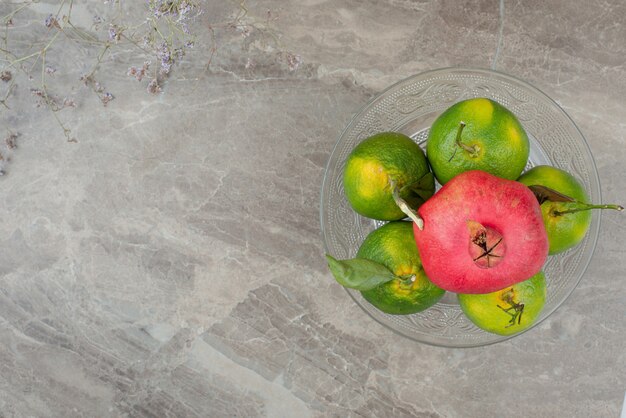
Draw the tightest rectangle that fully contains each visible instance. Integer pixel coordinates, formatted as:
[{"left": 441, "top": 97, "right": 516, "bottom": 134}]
[{"left": 320, "top": 68, "right": 621, "bottom": 347}]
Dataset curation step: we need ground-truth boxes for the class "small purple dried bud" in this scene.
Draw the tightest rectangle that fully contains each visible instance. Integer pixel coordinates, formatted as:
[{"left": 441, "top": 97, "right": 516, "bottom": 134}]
[
  {"left": 127, "top": 62, "right": 150, "bottom": 81},
  {"left": 159, "top": 63, "right": 171, "bottom": 75},
  {"left": 44, "top": 14, "right": 56, "bottom": 28},
  {"left": 286, "top": 52, "right": 302, "bottom": 71},
  {"left": 147, "top": 78, "right": 161, "bottom": 94},
  {"left": 93, "top": 15, "right": 103, "bottom": 24},
  {"left": 157, "top": 42, "right": 173, "bottom": 74},
  {"left": 238, "top": 25, "right": 251, "bottom": 38},
  {"left": 108, "top": 25, "right": 121, "bottom": 42},
  {"left": 5, "top": 133, "right": 18, "bottom": 150},
  {"left": 101, "top": 92, "right": 114, "bottom": 106},
  {"left": 45, "top": 66, "right": 56, "bottom": 75},
  {"left": 178, "top": 1, "right": 193, "bottom": 17},
  {"left": 63, "top": 98, "right": 76, "bottom": 107}
]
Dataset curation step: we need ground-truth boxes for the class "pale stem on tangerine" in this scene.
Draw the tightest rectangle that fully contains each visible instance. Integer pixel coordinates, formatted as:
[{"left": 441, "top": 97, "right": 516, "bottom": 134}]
[{"left": 389, "top": 178, "right": 424, "bottom": 230}]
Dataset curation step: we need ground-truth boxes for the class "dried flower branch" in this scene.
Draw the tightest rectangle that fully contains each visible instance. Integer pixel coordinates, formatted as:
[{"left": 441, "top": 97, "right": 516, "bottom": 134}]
[{"left": 0, "top": 0, "right": 301, "bottom": 152}]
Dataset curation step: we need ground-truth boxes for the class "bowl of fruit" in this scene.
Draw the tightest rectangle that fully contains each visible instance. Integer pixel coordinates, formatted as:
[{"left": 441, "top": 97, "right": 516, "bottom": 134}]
[{"left": 320, "top": 67, "right": 621, "bottom": 347}]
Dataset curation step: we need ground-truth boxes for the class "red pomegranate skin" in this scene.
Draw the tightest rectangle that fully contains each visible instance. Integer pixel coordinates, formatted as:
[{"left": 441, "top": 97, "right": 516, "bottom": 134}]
[{"left": 413, "top": 170, "right": 548, "bottom": 294}]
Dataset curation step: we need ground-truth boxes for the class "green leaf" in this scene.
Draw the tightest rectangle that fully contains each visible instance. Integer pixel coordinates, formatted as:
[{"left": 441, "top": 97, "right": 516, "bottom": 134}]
[
  {"left": 528, "top": 184, "right": 576, "bottom": 205},
  {"left": 325, "top": 254, "right": 397, "bottom": 290}
]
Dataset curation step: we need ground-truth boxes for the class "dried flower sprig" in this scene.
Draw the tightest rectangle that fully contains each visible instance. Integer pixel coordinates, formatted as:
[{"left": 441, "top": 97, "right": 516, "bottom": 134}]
[
  {"left": 0, "top": 0, "right": 302, "bottom": 155},
  {"left": 0, "top": 0, "right": 202, "bottom": 141}
]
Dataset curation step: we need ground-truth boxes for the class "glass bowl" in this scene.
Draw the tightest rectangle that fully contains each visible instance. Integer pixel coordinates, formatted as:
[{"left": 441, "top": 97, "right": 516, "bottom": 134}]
[{"left": 320, "top": 67, "right": 600, "bottom": 347}]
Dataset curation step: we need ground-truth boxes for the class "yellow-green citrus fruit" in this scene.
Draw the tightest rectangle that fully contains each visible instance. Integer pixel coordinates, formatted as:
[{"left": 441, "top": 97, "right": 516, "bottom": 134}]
[
  {"left": 427, "top": 98, "right": 530, "bottom": 184},
  {"left": 458, "top": 272, "right": 546, "bottom": 336},
  {"left": 517, "top": 165, "right": 591, "bottom": 255},
  {"left": 357, "top": 221, "right": 444, "bottom": 315},
  {"left": 343, "top": 132, "right": 433, "bottom": 221}
]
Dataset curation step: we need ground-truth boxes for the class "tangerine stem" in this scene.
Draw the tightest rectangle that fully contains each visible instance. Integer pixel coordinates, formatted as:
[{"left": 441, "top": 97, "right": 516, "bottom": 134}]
[
  {"left": 399, "top": 274, "right": 417, "bottom": 283},
  {"left": 389, "top": 179, "right": 424, "bottom": 230},
  {"left": 454, "top": 121, "right": 478, "bottom": 156},
  {"left": 553, "top": 203, "right": 624, "bottom": 216}
]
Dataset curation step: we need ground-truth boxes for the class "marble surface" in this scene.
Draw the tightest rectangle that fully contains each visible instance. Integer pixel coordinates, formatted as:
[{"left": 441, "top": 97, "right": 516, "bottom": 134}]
[{"left": 0, "top": 0, "right": 624, "bottom": 417}]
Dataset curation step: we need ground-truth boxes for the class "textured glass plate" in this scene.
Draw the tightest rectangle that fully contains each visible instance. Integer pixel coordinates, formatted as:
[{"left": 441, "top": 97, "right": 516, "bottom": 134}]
[{"left": 320, "top": 67, "right": 600, "bottom": 347}]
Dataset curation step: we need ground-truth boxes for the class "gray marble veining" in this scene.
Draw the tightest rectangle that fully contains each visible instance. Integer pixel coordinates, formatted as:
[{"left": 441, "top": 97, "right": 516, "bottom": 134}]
[{"left": 0, "top": 0, "right": 624, "bottom": 417}]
